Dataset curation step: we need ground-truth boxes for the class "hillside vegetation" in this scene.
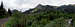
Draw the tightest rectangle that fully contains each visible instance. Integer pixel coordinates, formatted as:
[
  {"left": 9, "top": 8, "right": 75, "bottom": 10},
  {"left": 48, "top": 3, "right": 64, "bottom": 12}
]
[{"left": 5, "top": 4, "right": 75, "bottom": 27}]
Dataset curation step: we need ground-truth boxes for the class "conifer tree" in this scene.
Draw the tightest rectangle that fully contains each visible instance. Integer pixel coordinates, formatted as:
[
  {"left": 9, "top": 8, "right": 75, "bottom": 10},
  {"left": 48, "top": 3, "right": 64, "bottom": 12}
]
[
  {"left": 8, "top": 8, "right": 12, "bottom": 16},
  {"left": 0, "top": 2, "right": 6, "bottom": 18}
]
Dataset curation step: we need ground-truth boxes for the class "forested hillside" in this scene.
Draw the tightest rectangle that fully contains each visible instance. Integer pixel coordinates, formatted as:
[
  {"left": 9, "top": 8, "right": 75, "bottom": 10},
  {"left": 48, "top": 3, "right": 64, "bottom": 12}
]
[{"left": 5, "top": 4, "right": 75, "bottom": 27}]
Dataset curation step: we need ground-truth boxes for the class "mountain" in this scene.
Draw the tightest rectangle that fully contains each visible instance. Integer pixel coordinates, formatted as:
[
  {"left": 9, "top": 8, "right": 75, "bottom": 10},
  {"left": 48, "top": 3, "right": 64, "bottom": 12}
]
[
  {"left": 23, "top": 4, "right": 57, "bottom": 14},
  {"left": 23, "top": 4, "right": 75, "bottom": 14},
  {"left": 22, "top": 4, "right": 75, "bottom": 27},
  {"left": 57, "top": 5, "right": 75, "bottom": 13},
  {"left": 8, "top": 4, "right": 75, "bottom": 27}
]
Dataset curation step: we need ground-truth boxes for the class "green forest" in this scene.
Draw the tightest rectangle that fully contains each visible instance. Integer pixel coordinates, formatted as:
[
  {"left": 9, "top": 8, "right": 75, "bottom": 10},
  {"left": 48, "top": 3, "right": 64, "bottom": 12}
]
[{"left": 0, "top": 2, "right": 75, "bottom": 27}]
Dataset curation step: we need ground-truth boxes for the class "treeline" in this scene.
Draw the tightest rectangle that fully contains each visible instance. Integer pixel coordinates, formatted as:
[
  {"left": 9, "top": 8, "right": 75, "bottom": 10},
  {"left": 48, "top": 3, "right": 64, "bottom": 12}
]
[
  {"left": 0, "top": 2, "right": 20, "bottom": 18},
  {"left": 0, "top": 2, "right": 11, "bottom": 18},
  {"left": 0, "top": 2, "right": 14, "bottom": 18}
]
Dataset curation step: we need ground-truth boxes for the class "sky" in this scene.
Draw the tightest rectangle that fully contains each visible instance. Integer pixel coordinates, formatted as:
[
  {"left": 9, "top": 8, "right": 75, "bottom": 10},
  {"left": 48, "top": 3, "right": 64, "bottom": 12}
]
[{"left": 0, "top": 0, "right": 75, "bottom": 12}]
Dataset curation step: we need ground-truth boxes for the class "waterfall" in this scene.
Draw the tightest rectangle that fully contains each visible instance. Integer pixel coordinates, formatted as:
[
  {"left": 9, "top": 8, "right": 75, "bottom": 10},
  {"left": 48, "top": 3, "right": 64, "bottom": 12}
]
[{"left": 66, "top": 19, "right": 73, "bottom": 27}]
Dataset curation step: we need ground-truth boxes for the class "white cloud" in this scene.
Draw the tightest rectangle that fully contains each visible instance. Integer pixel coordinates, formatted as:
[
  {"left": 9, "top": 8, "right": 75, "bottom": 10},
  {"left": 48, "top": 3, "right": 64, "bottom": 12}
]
[{"left": 0, "top": 0, "right": 75, "bottom": 11}]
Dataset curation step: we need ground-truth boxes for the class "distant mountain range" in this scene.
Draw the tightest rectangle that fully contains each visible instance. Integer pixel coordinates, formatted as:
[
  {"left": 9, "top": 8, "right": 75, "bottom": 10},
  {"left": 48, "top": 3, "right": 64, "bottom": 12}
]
[{"left": 23, "top": 4, "right": 75, "bottom": 14}]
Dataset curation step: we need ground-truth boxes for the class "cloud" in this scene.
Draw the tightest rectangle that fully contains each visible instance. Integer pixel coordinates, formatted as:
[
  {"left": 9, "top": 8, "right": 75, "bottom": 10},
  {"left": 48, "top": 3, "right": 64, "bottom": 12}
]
[
  {"left": 1, "top": 0, "right": 75, "bottom": 8},
  {"left": 0, "top": 0, "right": 75, "bottom": 11}
]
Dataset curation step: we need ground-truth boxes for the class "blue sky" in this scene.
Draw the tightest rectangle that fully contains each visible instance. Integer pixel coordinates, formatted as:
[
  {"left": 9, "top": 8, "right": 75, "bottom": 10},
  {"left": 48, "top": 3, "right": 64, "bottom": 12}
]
[{"left": 0, "top": 0, "right": 75, "bottom": 11}]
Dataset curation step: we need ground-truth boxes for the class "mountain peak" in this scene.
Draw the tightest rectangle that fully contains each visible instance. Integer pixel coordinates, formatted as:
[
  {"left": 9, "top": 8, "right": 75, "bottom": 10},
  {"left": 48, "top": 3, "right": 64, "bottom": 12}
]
[{"left": 35, "top": 4, "right": 44, "bottom": 9}]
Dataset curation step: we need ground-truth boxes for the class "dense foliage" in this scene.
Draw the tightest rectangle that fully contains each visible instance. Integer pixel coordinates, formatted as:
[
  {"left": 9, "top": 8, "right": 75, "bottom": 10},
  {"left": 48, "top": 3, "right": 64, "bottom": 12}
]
[{"left": 5, "top": 4, "right": 75, "bottom": 27}]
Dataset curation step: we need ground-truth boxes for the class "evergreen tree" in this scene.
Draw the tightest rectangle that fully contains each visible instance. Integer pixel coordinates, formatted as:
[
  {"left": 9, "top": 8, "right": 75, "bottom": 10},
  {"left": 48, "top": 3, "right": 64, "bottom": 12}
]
[
  {"left": 0, "top": 2, "right": 6, "bottom": 18},
  {"left": 8, "top": 8, "right": 12, "bottom": 16}
]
